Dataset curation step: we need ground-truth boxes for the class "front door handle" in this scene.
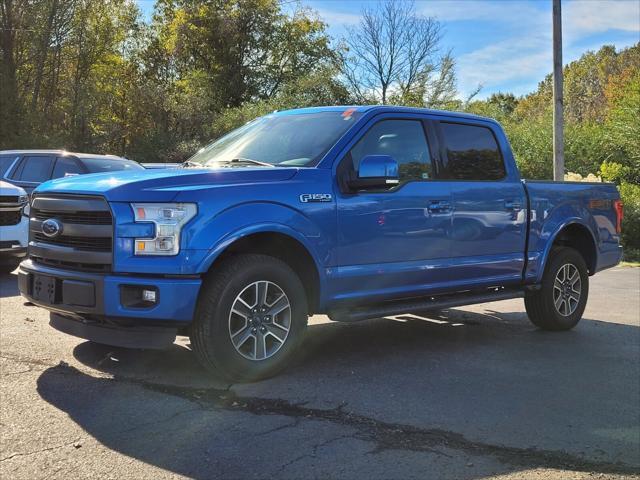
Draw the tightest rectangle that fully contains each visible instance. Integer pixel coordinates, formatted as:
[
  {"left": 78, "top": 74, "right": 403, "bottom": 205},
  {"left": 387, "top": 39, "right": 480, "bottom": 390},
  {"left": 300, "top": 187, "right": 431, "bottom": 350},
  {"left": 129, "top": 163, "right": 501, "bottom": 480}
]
[{"left": 427, "top": 200, "right": 451, "bottom": 213}]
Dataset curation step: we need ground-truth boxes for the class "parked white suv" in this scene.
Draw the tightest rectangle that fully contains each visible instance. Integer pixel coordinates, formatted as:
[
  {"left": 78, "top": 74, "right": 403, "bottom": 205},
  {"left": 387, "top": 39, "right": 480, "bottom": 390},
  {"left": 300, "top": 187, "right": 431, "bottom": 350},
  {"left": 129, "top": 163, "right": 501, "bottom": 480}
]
[{"left": 0, "top": 180, "right": 28, "bottom": 274}]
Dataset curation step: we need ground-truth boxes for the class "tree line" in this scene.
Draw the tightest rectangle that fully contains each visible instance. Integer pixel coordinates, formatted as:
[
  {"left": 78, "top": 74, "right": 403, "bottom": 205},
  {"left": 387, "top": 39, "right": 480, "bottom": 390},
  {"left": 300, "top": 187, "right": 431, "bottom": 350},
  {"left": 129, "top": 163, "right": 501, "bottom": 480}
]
[
  {"left": 1, "top": 0, "right": 459, "bottom": 161},
  {"left": 1, "top": 0, "right": 638, "bottom": 257}
]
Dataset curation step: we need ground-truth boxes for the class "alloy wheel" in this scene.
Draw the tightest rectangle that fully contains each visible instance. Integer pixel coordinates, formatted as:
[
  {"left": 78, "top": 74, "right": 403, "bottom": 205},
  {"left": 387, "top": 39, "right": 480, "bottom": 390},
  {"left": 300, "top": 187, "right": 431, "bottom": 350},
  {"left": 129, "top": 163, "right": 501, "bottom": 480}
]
[
  {"left": 228, "top": 280, "right": 292, "bottom": 361},
  {"left": 553, "top": 263, "right": 582, "bottom": 316}
]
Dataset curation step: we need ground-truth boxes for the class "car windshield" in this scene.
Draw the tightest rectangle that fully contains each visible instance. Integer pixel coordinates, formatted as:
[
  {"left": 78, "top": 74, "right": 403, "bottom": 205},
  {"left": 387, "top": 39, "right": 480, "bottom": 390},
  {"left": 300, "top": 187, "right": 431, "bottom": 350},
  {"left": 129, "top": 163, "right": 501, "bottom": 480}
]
[
  {"left": 188, "top": 110, "right": 362, "bottom": 167},
  {"left": 81, "top": 158, "right": 143, "bottom": 173}
]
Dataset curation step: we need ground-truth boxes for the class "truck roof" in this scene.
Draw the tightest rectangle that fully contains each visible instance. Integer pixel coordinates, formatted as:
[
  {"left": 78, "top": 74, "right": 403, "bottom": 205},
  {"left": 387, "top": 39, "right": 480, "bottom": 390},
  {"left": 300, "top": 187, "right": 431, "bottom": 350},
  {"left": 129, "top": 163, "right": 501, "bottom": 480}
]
[
  {"left": 273, "top": 105, "right": 497, "bottom": 124},
  {"left": 0, "top": 149, "right": 128, "bottom": 160}
]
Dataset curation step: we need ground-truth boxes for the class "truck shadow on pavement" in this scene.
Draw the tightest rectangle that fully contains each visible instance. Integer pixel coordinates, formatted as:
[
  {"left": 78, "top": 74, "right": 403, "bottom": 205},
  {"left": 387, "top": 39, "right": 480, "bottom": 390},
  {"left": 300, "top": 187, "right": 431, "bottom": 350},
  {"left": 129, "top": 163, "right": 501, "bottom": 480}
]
[
  {"left": 0, "top": 271, "right": 20, "bottom": 298},
  {"left": 36, "top": 309, "right": 640, "bottom": 478}
]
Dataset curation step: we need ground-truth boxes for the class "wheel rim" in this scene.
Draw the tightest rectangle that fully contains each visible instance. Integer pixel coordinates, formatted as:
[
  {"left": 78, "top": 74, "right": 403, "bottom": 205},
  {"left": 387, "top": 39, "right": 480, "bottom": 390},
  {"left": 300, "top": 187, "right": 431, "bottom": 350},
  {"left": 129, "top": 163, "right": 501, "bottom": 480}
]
[
  {"left": 228, "top": 280, "right": 291, "bottom": 361},
  {"left": 553, "top": 263, "right": 582, "bottom": 316}
]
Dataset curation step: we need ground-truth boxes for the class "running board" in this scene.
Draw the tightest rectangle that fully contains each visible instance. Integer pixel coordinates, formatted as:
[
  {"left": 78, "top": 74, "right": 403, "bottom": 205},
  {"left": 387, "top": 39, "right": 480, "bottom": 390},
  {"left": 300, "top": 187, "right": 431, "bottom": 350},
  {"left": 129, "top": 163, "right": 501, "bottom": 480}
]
[{"left": 328, "top": 288, "right": 524, "bottom": 323}]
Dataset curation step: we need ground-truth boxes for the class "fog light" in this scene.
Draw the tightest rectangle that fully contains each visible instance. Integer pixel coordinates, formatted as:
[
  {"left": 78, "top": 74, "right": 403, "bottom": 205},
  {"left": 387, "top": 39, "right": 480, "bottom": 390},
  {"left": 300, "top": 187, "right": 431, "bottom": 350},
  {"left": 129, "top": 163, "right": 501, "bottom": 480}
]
[
  {"left": 142, "top": 289, "right": 157, "bottom": 303},
  {"left": 120, "top": 285, "right": 159, "bottom": 309}
]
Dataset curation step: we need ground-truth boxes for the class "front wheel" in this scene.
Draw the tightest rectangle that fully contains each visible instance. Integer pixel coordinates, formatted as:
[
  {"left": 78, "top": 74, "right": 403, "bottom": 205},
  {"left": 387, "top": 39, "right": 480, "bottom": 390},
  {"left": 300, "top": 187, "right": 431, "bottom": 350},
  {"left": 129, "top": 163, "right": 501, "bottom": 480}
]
[
  {"left": 190, "top": 254, "right": 308, "bottom": 382},
  {"left": 525, "top": 246, "right": 589, "bottom": 331}
]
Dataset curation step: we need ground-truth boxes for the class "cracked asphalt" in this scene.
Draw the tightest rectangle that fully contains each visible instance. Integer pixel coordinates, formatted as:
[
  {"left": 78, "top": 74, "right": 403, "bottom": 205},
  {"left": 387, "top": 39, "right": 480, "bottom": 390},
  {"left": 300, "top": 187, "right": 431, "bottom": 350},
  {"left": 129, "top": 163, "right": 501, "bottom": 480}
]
[{"left": 1, "top": 266, "right": 639, "bottom": 479}]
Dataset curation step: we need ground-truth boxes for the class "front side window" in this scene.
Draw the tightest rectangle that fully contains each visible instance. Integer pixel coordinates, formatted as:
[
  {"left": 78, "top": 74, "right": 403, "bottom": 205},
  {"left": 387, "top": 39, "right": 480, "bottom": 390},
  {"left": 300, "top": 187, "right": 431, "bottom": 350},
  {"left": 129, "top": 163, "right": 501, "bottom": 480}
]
[
  {"left": 439, "top": 122, "right": 506, "bottom": 180},
  {"left": 14, "top": 156, "right": 54, "bottom": 182},
  {"left": 349, "top": 119, "right": 433, "bottom": 183},
  {"left": 52, "top": 157, "right": 84, "bottom": 179}
]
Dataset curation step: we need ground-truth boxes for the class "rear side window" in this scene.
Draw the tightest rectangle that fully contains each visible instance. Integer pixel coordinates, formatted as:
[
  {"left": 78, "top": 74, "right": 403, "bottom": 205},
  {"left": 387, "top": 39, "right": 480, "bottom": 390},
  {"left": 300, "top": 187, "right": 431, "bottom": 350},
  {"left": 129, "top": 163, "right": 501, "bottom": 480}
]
[
  {"left": 349, "top": 119, "right": 433, "bottom": 183},
  {"left": 13, "top": 156, "right": 54, "bottom": 182},
  {"left": 52, "top": 157, "right": 84, "bottom": 179},
  {"left": 439, "top": 122, "right": 505, "bottom": 180}
]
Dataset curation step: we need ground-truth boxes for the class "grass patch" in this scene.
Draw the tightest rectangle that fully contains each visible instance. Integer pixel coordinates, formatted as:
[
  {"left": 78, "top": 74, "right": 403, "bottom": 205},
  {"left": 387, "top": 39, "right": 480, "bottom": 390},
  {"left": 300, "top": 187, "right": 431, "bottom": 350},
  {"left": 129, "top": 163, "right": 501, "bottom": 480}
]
[{"left": 620, "top": 261, "right": 640, "bottom": 268}]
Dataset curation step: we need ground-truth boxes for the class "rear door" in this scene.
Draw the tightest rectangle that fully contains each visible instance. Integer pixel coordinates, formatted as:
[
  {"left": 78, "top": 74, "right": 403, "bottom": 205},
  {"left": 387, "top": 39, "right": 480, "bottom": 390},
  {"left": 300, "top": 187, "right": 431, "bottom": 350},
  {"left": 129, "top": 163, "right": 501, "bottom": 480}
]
[
  {"left": 434, "top": 120, "right": 527, "bottom": 288},
  {"left": 8, "top": 154, "right": 56, "bottom": 194}
]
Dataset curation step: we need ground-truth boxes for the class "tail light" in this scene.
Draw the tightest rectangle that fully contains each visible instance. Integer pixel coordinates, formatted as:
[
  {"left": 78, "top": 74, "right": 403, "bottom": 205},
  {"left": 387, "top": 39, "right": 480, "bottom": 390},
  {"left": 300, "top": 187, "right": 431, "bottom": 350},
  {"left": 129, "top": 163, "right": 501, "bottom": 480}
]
[{"left": 614, "top": 199, "right": 624, "bottom": 234}]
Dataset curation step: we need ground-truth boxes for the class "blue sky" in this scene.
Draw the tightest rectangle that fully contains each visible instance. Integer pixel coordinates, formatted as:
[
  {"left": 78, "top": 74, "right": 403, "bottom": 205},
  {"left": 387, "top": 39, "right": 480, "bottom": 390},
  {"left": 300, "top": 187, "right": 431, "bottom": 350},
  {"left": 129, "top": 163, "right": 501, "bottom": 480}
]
[{"left": 136, "top": 0, "right": 640, "bottom": 99}]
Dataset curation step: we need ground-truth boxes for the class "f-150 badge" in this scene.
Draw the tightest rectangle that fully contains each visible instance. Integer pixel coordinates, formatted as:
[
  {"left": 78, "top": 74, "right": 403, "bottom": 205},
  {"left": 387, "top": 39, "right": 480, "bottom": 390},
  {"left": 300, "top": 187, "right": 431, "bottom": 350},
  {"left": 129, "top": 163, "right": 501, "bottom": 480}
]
[{"left": 299, "top": 193, "right": 332, "bottom": 203}]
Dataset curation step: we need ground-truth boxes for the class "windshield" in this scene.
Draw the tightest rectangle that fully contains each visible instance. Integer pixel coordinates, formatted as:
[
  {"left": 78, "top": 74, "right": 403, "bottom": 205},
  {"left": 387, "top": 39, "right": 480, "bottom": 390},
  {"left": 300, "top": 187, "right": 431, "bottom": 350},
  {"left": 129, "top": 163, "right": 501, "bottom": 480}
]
[
  {"left": 188, "top": 110, "right": 362, "bottom": 167},
  {"left": 81, "top": 158, "right": 143, "bottom": 173}
]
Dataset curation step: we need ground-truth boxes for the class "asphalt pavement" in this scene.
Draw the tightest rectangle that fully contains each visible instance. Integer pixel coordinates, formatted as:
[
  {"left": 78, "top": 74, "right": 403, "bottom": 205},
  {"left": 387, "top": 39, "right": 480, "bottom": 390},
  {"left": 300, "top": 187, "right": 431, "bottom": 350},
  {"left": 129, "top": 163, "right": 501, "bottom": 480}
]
[{"left": 1, "top": 266, "right": 639, "bottom": 479}]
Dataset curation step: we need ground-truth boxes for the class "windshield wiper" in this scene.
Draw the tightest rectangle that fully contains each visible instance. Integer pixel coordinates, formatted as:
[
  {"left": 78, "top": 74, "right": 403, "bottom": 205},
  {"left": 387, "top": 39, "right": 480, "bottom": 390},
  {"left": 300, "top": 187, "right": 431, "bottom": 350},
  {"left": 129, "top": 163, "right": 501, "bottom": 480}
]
[
  {"left": 225, "top": 157, "right": 275, "bottom": 168},
  {"left": 181, "top": 160, "right": 202, "bottom": 168}
]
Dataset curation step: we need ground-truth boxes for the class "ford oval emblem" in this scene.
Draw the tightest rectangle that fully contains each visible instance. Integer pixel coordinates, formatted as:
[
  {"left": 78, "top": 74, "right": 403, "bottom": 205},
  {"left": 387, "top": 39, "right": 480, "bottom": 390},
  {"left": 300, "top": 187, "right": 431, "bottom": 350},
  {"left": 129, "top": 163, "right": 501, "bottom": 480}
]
[{"left": 42, "top": 218, "right": 63, "bottom": 238}]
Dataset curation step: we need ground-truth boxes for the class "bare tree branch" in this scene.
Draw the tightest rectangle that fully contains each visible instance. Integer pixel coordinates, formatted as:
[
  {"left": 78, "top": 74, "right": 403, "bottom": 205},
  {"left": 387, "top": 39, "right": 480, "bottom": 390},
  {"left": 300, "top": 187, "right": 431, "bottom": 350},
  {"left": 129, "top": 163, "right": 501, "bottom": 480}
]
[{"left": 341, "top": 0, "right": 455, "bottom": 106}]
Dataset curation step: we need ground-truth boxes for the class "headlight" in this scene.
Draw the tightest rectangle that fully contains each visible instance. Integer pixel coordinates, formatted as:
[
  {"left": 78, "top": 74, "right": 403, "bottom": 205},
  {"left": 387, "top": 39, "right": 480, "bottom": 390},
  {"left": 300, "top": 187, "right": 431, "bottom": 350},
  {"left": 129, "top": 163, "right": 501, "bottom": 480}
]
[{"left": 131, "top": 203, "right": 196, "bottom": 255}]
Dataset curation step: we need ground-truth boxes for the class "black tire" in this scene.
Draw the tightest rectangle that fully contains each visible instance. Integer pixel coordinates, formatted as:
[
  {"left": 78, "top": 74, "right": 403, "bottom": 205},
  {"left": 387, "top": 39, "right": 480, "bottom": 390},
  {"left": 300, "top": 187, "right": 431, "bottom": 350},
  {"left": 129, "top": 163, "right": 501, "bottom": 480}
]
[
  {"left": 0, "top": 258, "right": 21, "bottom": 275},
  {"left": 525, "top": 246, "right": 589, "bottom": 331},
  {"left": 190, "top": 254, "right": 308, "bottom": 382}
]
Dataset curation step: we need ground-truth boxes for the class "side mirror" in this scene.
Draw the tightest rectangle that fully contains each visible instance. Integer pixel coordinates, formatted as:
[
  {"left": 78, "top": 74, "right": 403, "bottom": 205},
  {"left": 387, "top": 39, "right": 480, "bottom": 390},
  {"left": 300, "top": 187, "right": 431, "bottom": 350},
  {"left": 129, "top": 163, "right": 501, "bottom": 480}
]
[{"left": 348, "top": 155, "right": 399, "bottom": 190}]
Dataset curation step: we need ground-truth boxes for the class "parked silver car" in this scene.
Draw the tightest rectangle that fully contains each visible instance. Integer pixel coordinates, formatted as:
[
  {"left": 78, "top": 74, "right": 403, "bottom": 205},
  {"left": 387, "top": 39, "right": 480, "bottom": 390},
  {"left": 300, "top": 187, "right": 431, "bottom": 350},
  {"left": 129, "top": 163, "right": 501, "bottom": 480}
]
[{"left": 1, "top": 150, "right": 144, "bottom": 194}]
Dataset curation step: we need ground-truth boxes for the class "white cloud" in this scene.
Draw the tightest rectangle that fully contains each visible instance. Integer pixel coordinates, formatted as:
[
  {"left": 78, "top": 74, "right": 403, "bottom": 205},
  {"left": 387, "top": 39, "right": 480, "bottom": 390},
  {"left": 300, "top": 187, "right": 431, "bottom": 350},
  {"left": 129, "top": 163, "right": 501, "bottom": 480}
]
[
  {"left": 313, "top": 7, "right": 361, "bottom": 27},
  {"left": 418, "top": 0, "right": 546, "bottom": 24},
  {"left": 563, "top": 0, "right": 640, "bottom": 42},
  {"left": 456, "top": 36, "right": 551, "bottom": 97},
  {"left": 448, "top": 0, "right": 639, "bottom": 97}
]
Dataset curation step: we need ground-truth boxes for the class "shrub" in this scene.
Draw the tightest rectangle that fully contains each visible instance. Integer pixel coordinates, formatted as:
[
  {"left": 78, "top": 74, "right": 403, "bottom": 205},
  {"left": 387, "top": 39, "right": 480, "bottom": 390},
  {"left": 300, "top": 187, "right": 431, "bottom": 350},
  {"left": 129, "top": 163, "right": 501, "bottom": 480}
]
[
  {"left": 619, "top": 182, "right": 640, "bottom": 261},
  {"left": 600, "top": 161, "right": 635, "bottom": 184}
]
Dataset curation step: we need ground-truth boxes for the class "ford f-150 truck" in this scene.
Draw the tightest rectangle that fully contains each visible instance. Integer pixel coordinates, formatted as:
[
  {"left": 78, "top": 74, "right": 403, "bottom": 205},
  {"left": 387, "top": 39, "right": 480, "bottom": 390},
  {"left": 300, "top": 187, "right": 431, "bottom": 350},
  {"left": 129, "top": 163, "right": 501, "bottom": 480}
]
[{"left": 18, "top": 106, "right": 624, "bottom": 381}]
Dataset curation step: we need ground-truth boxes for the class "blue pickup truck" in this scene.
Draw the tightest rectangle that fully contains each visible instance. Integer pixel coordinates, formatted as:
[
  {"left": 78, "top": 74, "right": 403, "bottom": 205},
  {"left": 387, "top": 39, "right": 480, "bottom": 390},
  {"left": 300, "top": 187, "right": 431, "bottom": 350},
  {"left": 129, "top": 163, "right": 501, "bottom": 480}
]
[{"left": 18, "top": 106, "right": 624, "bottom": 381}]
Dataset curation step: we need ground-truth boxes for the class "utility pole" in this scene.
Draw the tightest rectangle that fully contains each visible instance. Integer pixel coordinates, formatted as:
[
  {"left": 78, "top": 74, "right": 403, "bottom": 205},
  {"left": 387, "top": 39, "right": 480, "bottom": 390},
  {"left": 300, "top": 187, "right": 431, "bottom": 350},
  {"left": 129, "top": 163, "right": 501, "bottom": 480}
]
[{"left": 552, "top": 0, "right": 564, "bottom": 181}]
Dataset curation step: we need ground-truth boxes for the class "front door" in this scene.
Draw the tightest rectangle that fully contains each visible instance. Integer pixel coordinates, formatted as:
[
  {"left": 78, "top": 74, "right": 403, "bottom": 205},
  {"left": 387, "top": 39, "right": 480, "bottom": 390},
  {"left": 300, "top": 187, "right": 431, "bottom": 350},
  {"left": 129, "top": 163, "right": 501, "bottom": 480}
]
[{"left": 332, "top": 116, "right": 452, "bottom": 305}]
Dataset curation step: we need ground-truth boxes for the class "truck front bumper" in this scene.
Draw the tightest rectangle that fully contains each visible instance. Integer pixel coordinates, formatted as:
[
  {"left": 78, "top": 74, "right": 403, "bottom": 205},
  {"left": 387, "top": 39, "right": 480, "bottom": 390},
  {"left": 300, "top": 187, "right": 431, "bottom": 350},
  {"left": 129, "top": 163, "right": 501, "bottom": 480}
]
[
  {"left": 18, "top": 259, "right": 202, "bottom": 349},
  {"left": 1, "top": 213, "right": 28, "bottom": 262}
]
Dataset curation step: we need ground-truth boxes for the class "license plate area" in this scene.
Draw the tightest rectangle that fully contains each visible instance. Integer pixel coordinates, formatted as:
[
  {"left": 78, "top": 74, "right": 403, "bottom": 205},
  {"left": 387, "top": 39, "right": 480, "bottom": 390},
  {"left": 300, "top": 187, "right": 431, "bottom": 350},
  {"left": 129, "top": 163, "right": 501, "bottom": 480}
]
[{"left": 33, "top": 274, "right": 57, "bottom": 304}]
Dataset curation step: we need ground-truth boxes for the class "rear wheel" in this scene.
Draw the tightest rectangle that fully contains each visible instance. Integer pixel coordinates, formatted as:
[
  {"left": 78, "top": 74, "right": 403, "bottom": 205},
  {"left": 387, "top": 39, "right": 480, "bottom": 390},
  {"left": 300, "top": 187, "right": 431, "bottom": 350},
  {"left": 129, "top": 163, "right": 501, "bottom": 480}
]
[
  {"left": 525, "top": 247, "right": 589, "bottom": 331},
  {"left": 190, "top": 254, "right": 308, "bottom": 382}
]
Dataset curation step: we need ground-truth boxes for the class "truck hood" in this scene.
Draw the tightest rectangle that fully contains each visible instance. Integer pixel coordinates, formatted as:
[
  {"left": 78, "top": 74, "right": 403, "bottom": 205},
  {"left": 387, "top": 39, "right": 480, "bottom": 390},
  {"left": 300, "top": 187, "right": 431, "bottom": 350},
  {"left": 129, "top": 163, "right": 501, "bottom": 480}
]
[
  {"left": 0, "top": 180, "right": 27, "bottom": 196},
  {"left": 34, "top": 167, "right": 299, "bottom": 202}
]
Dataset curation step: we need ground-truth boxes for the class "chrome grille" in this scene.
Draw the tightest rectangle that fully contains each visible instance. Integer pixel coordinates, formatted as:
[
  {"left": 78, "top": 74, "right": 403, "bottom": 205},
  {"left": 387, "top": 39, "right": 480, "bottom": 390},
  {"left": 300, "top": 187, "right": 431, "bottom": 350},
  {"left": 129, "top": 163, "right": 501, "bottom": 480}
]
[
  {"left": 32, "top": 233, "right": 111, "bottom": 251},
  {"left": 29, "top": 194, "right": 113, "bottom": 272},
  {"left": 32, "top": 208, "right": 112, "bottom": 225}
]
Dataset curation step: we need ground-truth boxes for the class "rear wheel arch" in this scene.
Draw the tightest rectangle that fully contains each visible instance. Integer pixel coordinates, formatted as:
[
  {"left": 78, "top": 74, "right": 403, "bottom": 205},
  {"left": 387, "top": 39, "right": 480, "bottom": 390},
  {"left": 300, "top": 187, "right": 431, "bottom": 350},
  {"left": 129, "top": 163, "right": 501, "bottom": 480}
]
[{"left": 549, "top": 222, "right": 597, "bottom": 275}]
